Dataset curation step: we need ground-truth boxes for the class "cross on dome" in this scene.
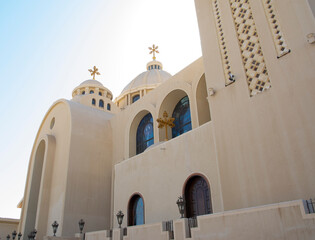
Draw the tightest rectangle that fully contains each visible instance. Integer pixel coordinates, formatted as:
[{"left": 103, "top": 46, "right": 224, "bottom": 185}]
[
  {"left": 148, "top": 44, "right": 159, "bottom": 60},
  {"left": 88, "top": 66, "right": 101, "bottom": 80}
]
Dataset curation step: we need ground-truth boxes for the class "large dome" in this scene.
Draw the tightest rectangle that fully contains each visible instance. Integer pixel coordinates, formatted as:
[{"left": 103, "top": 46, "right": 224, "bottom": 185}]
[
  {"left": 121, "top": 68, "right": 172, "bottom": 95},
  {"left": 115, "top": 60, "right": 172, "bottom": 109},
  {"left": 120, "top": 60, "right": 172, "bottom": 95}
]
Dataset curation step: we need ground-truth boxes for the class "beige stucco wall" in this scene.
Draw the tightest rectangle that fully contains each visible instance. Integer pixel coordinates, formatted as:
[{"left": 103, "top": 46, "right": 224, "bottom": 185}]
[
  {"left": 188, "top": 200, "right": 315, "bottom": 240},
  {"left": 113, "top": 122, "right": 222, "bottom": 228},
  {"left": 20, "top": 100, "right": 114, "bottom": 239},
  {"left": 195, "top": 0, "right": 315, "bottom": 210},
  {"left": 19, "top": 100, "right": 71, "bottom": 240},
  {"left": 0, "top": 218, "right": 19, "bottom": 240},
  {"left": 61, "top": 101, "right": 114, "bottom": 237}
]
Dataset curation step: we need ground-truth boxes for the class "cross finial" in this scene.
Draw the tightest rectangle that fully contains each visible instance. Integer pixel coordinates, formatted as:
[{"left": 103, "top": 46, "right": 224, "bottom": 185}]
[
  {"left": 157, "top": 111, "right": 175, "bottom": 141},
  {"left": 148, "top": 44, "right": 159, "bottom": 60},
  {"left": 88, "top": 66, "right": 100, "bottom": 80}
]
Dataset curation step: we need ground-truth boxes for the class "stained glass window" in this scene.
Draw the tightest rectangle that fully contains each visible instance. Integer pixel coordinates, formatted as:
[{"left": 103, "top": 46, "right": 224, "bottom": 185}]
[
  {"left": 99, "top": 99, "right": 104, "bottom": 108},
  {"left": 128, "top": 195, "right": 144, "bottom": 226},
  {"left": 133, "top": 95, "right": 140, "bottom": 103},
  {"left": 136, "top": 113, "right": 154, "bottom": 154},
  {"left": 172, "top": 96, "right": 192, "bottom": 138}
]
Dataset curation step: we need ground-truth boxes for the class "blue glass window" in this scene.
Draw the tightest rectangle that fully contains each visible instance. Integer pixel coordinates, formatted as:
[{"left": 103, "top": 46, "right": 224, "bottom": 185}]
[
  {"left": 99, "top": 99, "right": 104, "bottom": 108},
  {"left": 128, "top": 195, "right": 144, "bottom": 226},
  {"left": 172, "top": 96, "right": 192, "bottom": 138},
  {"left": 107, "top": 103, "right": 111, "bottom": 111},
  {"left": 92, "top": 99, "right": 96, "bottom": 105},
  {"left": 90, "top": 90, "right": 94, "bottom": 94},
  {"left": 136, "top": 113, "right": 154, "bottom": 154},
  {"left": 133, "top": 95, "right": 140, "bottom": 103},
  {"left": 99, "top": 92, "right": 102, "bottom": 96}
]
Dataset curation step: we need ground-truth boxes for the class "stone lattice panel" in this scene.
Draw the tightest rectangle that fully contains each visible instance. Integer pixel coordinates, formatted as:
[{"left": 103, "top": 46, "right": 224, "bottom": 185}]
[
  {"left": 262, "top": 0, "right": 290, "bottom": 58},
  {"left": 229, "top": 0, "right": 271, "bottom": 96},
  {"left": 212, "top": 0, "right": 233, "bottom": 86}
]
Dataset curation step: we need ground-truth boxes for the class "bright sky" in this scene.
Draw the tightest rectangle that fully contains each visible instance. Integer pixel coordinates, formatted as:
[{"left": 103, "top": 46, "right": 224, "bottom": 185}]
[{"left": 0, "top": 0, "right": 202, "bottom": 219}]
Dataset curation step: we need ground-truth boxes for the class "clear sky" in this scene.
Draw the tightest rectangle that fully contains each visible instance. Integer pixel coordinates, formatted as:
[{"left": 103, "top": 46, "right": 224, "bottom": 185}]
[{"left": 0, "top": 0, "right": 202, "bottom": 219}]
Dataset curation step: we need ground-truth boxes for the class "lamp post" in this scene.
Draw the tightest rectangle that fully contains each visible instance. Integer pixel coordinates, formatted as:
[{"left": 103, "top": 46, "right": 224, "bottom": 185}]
[
  {"left": 116, "top": 210, "right": 124, "bottom": 228},
  {"left": 176, "top": 196, "right": 185, "bottom": 218},
  {"left": 12, "top": 231, "right": 17, "bottom": 240},
  {"left": 17, "top": 233, "right": 22, "bottom": 240},
  {"left": 78, "top": 219, "right": 85, "bottom": 234},
  {"left": 52, "top": 221, "right": 59, "bottom": 236}
]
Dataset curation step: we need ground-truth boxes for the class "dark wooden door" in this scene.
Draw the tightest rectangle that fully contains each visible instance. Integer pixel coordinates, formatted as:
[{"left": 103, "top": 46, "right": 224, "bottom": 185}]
[{"left": 185, "top": 176, "right": 212, "bottom": 218}]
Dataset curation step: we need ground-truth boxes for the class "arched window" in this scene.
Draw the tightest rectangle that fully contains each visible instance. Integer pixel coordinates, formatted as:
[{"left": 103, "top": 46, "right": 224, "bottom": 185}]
[
  {"left": 184, "top": 176, "right": 212, "bottom": 218},
  {"left": 90, "top": 90, "right": 94, "bottom": 94},
  {"left": 82, "top": 91, "right": 85, "bottom": 95},
  {"left": 172, "top": 96, "right": 192, "bottom": 138},
  {"left": 136, "top": 113, "right": 154, "bottom": 154},
  {"left": 99, "top": 99, "right": 104, "bottom": 108},
  {"left": 92, "top": 98, "right": 96, "bottom": 105},
  {"left": 99, "top": 92, "right": 102, "bottom": 96},
  {"left": 107, "top": 103, "right": 111, "bottom": 111},
  {"left": 133, "top": 95, "right": 140, "bottom": 103},
  {"left": 128, "top": 195, "right": 144, "bottom": 226}
]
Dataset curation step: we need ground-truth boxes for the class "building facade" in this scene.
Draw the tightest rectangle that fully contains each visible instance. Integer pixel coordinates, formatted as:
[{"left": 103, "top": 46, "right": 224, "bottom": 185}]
[{"left": 2, "top": 0, "right": 315, "bottom": 240}]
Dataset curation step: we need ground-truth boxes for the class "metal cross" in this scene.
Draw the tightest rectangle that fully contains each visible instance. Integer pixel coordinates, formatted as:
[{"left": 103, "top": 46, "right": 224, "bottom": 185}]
[
  {"left": 88, "top": 66, "right": 100, "bottom": 80},
  {"left": 148, "top": 44, "right": 159, "bottom": 60},
  {"left": 157, "top": 111, "right": 175, "bottom": 141}
]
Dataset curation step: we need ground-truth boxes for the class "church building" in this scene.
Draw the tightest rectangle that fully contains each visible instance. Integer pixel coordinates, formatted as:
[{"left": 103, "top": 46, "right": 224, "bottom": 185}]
[{"left": 2, "top": 0, "right": 315, "bottom": 239}]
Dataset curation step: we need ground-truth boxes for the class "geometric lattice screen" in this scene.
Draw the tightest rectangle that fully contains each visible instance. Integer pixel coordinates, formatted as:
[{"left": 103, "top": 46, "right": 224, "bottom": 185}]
[
  {"left": 261, "top": 0, "right": 290, "bottom": 58},
  {"left": 229, "top": 0, "right": 271, "bottom": 96},
  {"left": 212, "top": 0, "right": 234, "bottom": 86}
]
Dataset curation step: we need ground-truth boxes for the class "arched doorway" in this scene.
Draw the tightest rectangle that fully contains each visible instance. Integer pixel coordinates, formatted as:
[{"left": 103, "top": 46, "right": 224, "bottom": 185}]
[
  {"left": 184, "top": 175, "right": 212, "bottom": 218},
  {"left": 128, "top": 194, "right": 145, "bottom": 226}
]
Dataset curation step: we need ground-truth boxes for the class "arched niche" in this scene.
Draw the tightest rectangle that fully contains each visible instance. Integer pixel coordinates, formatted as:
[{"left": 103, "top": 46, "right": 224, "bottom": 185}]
[
  {"left": 24, "top": 140, "right": 46, "bottom": 239},
  {"left": 129, "top": 110, "right": 154, "bottom": 157},
  {"left": 183, "top": 174, "right": 212, "bottom": 218},
  {"left": 158, "top": 89, "right": 191, "bottom": 141},
  {"left": 196, "top": 74, "right": 211, "bottom": 125}
]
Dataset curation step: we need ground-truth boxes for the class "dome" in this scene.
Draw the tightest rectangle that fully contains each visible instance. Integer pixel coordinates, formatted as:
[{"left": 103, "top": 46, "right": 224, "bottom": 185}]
[
  {"left": 79, "top": 79, "right": 104, "bottom": 87},
  {"left": 120, "top": 61, "right": 172, "bottom": 95},
  {"left": 72, "top": 79, "right": 113, "bottom": 100}
]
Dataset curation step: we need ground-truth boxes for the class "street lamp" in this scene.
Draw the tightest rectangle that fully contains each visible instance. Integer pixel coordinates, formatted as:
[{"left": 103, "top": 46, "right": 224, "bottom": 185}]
[
  {"left": 52, "top": 221, "right": 59, "bottom": 236},
  {"left": 116, "top": 210, "right": 124, "bottom": 228},
  {"left": 176, "top": 196, "right": 185, "bottom": 218},
  {"left": 17, "top": 233, "right": 22, "bottom": 240},
  {"left": 12, "top": 231, "right": 17, "bottom": 240},
  {"left": 78, "top": 219, "right": 85, "bottom": 234}
]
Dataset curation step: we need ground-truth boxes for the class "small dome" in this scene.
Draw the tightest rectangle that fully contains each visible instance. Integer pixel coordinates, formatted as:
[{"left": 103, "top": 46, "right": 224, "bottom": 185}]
[
  {"left": 79, "top": 79, "right": 104, "bottom": 87},
  {"left": 72, "top": 79, "right": 113, "bottom": 100}
]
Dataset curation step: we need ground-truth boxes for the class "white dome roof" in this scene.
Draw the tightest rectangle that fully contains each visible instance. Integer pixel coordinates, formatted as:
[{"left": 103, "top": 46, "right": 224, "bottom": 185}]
[
  {"left": 121, "top": 69, "right": 172, "bottom": 94},
  {"left": 79, "top": 79, "right": 104, "bottom": 87}
]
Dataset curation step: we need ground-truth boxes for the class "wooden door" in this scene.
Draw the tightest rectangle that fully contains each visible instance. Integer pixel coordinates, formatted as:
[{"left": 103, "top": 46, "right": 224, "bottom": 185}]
[{"left": 185, "top": 176, "right": 212, "bottom": 218}]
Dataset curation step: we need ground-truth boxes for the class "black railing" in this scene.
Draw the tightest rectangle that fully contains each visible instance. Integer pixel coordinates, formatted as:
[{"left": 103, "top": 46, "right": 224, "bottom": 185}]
[
  {"left": 306, "top": 198, "right": 315, "bottom": 214},
  {"left": 186, "top": 217, "right": 198, "bottom": 238},
  {"left": 162, "top": 220, "right": 174, "bottom": 239},
  {"left": 123, "top": 227, "right": 127, "bottom": 236}
]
